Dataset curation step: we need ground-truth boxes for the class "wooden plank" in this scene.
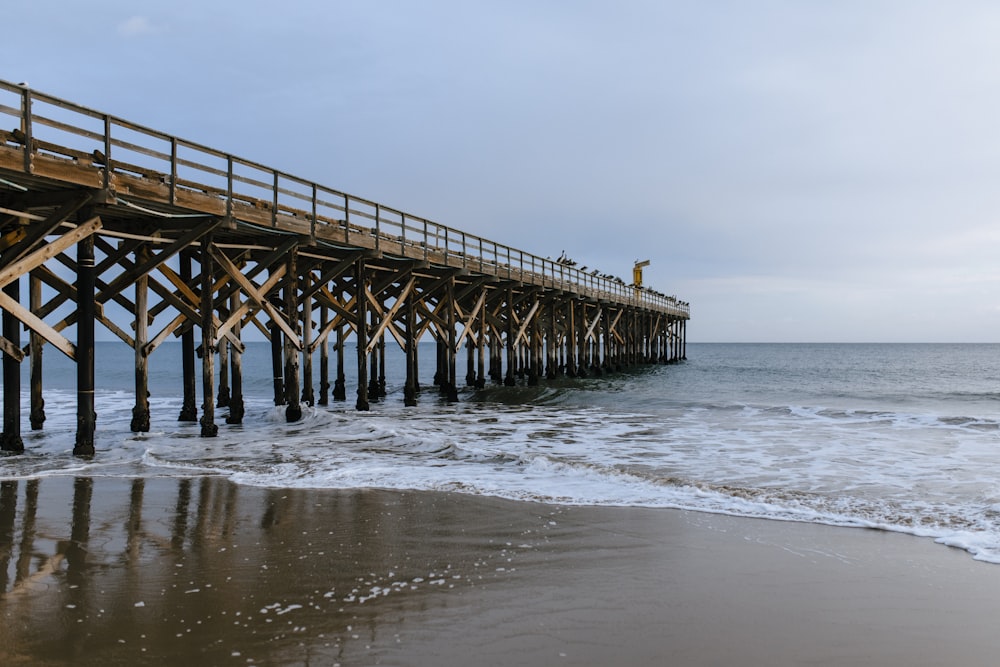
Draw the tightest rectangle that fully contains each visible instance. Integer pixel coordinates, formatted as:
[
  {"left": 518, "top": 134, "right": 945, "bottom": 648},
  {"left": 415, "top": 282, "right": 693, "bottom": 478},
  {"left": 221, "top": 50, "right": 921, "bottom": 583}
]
[
  {"left": 0, "top": 335, "right": 24, "bottom": 362},
  {"left": 0, "top": 288, "right": 75, "bottom": 360}
]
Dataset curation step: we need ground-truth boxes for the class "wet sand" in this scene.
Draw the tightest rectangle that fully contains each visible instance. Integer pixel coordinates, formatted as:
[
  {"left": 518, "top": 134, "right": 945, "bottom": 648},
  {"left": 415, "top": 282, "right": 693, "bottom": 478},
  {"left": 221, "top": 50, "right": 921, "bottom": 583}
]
[{"left": 1, "top": 475, "right": 999, "bottom": 666}]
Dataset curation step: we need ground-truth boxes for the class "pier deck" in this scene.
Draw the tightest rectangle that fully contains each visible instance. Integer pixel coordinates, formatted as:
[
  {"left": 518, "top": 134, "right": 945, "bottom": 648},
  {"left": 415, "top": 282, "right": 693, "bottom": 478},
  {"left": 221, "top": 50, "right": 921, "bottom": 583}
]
[{"left": 0, "top": 80, "right": 688, "bottom": 455}]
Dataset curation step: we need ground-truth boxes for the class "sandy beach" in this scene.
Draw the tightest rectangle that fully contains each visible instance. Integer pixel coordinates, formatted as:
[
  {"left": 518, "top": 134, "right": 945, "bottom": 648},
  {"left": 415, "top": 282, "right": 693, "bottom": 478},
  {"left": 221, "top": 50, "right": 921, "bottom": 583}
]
[{"left": 1, "top": 475, "right": 999, "bottom": 666}]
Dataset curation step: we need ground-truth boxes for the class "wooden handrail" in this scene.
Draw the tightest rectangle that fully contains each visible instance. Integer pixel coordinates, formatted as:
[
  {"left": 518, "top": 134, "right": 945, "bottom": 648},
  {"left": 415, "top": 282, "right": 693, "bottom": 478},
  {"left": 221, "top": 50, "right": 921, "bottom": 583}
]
[{"left": 0, "top": 79, "right": 690, "bottom": 318}]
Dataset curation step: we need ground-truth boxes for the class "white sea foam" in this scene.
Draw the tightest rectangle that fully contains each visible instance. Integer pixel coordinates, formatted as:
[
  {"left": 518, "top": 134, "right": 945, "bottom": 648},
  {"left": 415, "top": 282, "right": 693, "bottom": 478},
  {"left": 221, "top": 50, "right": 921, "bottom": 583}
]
[{"left": 6, "top": 343, "right": 1000, "bottom": 562}]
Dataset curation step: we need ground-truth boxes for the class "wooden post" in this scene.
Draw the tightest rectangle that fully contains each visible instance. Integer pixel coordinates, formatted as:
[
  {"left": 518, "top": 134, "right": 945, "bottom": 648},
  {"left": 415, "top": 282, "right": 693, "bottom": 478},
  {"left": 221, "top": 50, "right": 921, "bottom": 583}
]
[
  {"left": 565, "top": 298, "right": 577, "bottom": 377},
  {"left": 225, "top": 288, "right": 244, "bottom": 424},
  {"left": 318, "top": 304, "right": 330, "bottom": 406},
  {"left": 355, "top": 259, "right": 369, "bottom": 411},
  {"left": 333, "top": 323, "right": 346, "bottom": 401},
  {"left": 446, "top": 276, "right": 458, "bottom": 402},
  {"left": 217, "top": 315, "right": 230, "bottom": 408},
  {"left": 269, "top": 315, "right": 284, "bottom": 406},
  {"left": 378, "top": 334, "right": 387, "bottom": 398},
  {"left": 178, "top": 251, "right": 198, "bottom": 422},
  {"left": 199, "top": 237, "right": 218, "bottom": 437},
  {"left": 490, "top": 322, "right": 502, "bottom": 384},
  {"left": 504, "top": 288, "right": 515, "bottom": 386},
  {"left": 682, "top": 318, "right": 687, "bottom": 360},
  {"left": 1, "top": 273, "right": 23, "bottom": 452},
  {"left": 29, "top": 271, "right": 44, "bottom": 430},
  {"left": 413, "top": 325, "right": 421, "bottom": 392},
  {"left": 433, "top": 336, "right": 444, "bottom": 387},
  {"left": 301, "top": 273, "right": 315, "bottom": 407},
  {"left": 603, "top": 309, "right": 612, "bottom": 373},
  {"left": 404, "top": 291, "right": 417, "bottom": 407},
  {"left": 546, "top": 304, "right": 557, "bottom": 380},
  {"left": 476, "top": 294, "right": 486, "bottom": 388},
  {"left": 465, "top": 339, "right": 475, "bottom": 387},
  {"left": 527, "top": 296, "right": 539, "bottom": 387},
  {"left": 368, "top": 309, "right": 380, "bottom": 402},
  {"left": 74, "top": 233, "right": 96, "bottom": 455},
  {"left": 130, "top": 247, "right": 150, "bottom": 433},
  {"left": 283, "top": 250, "right": 302, "bottom": 422}
]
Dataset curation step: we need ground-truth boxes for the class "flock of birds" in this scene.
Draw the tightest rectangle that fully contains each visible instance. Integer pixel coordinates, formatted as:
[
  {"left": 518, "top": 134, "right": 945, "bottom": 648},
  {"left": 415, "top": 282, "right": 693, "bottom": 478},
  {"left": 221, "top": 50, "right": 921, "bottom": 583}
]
[{"left": 550, "top": 251, "right": 687, "bottom": 306}]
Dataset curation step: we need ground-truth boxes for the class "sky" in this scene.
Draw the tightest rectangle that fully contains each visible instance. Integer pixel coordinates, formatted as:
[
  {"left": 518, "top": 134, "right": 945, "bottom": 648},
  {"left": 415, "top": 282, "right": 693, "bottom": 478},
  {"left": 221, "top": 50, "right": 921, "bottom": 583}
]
[{"left": 6, "top": 1, "right": 1000, "bottom": 342}]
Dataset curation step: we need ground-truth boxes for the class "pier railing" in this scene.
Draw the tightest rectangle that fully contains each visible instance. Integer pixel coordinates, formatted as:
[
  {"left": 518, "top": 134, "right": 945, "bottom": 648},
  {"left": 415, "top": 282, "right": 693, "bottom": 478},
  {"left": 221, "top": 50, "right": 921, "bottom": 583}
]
[{"left": 0, "top": 80, "right": 688, "bottom": 318}]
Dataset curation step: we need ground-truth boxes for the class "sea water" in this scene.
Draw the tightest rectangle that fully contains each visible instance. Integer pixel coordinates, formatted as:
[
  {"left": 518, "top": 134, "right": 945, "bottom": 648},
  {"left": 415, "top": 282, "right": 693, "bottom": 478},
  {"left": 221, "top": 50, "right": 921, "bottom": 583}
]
[{"left": 3, "top": 341, "right": 1000, "bottom": 562}]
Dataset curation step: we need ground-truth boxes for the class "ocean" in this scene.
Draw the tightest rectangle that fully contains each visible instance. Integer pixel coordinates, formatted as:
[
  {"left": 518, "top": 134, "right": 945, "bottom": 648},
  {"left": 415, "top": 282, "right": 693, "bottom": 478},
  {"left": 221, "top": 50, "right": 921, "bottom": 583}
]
[{"left": 3, "top": 341, "right": 1000, "bottom": 563}]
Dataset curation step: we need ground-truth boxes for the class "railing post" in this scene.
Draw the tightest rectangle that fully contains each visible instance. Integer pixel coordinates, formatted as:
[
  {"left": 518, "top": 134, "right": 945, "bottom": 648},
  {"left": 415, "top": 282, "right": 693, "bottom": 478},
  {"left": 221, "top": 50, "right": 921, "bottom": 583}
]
[
  {"left": 272, "top": 171, "right": 279, "bottom": 228},
  {"left": 462, "top": 232, "right": 467, "bottom": 270},
  {"left": 444, "top": 228, "right": 449, "bottom": 267},
  {"left": 169, "top": 137, "right": 177, "bottom": 205},
  {"left": 226, "top": 155, "right": 233, "bottom": 220},
  {"left": 20, "top": 86, "right": 32, "bottom": 174},
  {"left": 311, "top": 183, "right": 317, "bottom": 243},
  {"left": 423, "top": 220, "right": 429, "bottom": 261},
  {"left": 103, "top": 114, "right": 112, "bottom": 191},
  {"left": 375, "top": 203, "right": 381, "bottom": 252},
  {"left": 344, "top": 194, "right": 350, "bottom": 243}
]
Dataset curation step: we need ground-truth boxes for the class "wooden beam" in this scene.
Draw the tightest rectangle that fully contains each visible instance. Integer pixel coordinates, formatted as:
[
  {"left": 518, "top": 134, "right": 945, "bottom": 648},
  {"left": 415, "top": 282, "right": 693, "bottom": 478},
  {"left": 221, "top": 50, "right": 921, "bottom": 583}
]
[
  {"left": 0, "top": 288, "right": 75, "bottom": 360},
  {"left": 454, "top": 288, "right": 487, "bottom": 352},
  {"left": 95, "top": 217, "right": 225, "bottom": 303},
  {"left": 513, "top": 299, "right": 541, "bottom": 347},
  {"left": 209, "top": 244, "right": 301, "bottom": 349},
  {"left": 365, "top": 276, "right": 415, "bottom": 355},
  {"left": 0, "top": 217, "right": 102, "bottom": 290},
  {"left": 1, "top": 193, "right": 92, "bottom": 267},
  {"left": 584, "top": 306, "right": 604, "bottom": 342},
  {"left": 0, "top": 335, "right": 24, "bottom": 362}
]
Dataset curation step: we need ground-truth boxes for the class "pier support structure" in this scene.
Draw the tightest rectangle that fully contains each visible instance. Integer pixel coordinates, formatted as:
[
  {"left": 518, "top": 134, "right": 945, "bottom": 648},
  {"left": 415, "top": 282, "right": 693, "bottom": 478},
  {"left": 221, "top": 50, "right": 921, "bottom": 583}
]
[{"left": 0, "top": 78, "right": 689, "bottom": 455}]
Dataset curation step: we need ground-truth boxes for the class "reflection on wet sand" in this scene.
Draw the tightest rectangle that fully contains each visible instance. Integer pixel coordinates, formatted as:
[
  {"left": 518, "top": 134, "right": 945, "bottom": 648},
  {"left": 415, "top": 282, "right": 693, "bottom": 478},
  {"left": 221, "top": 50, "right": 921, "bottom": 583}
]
[{"left": 0, "top": 476, "right": 551, "bottom": 666}]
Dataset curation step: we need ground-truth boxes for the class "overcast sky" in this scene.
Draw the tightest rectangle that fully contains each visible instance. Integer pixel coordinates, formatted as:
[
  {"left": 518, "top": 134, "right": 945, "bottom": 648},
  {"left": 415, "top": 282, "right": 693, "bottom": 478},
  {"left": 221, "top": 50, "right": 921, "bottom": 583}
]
[{"left": 7, "top": 1, "right": 1000, "bottom": 342}]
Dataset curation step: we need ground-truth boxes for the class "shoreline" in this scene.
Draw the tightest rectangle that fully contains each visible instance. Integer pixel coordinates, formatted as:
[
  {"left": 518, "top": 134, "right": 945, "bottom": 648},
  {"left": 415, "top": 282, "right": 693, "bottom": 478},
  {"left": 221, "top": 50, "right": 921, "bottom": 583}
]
[{"left": 2, "top": 475, "right": 1000, "bottom": 666}]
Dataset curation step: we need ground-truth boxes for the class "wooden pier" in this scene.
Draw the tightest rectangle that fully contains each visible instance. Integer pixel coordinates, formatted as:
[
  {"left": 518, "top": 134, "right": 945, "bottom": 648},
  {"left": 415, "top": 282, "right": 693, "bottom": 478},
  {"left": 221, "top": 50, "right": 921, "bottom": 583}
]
[{"left": 0, "top": 80, "right": 689, "bottom": 456}]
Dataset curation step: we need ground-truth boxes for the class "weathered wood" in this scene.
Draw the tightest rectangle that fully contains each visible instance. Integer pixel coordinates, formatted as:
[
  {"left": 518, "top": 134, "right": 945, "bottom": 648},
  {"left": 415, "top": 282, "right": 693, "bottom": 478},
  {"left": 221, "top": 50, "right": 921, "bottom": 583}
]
[
  {"left": 0, "top": 272, "right": 22, "bottom": 452},
  {"left": 28, "top": 272, "right": 44, "bottom": 430},
  {"left": 0, "top": 217, "right": 102, "bottom": 291},
  {"left": 301, "top": 272, "right": 315, "bottom": 407},
  {"left": 355, "top": 258, "right": 369, "bottom": 411},
  {"left": 404, "top": 292, "right": 417, "bottom": 407},
  {"left": 178, "top": 251, "right": 198, "bottom": 422},
  {"left": 130, "top": 246, "right": 150, "bottom": 433},
  {"left": 74, "top": 230, "right": 96, "bottom": 456},
  {"left": 226, "top": 287, "right": 245, "bottom": 424},
  {"left": 199, "top": 237, "right": 218, "bottom": 437},
  {"left": 283, "top": 249, "right": 302, "bottom": 422},
  {"left": 318, "top": 304, "right": 329, "bottom": 406},
  {"left": 333, "top": 323, "right": 346, "bottom": 401}
]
